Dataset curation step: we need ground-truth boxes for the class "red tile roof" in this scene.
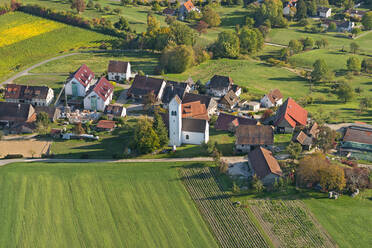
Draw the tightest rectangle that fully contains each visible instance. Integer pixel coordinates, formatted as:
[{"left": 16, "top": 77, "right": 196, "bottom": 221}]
[
  {"left": 215, "top": 113, "right": 257, "bottom": 131},
  {"left": 97, "top": 120, "right": 116, "bottom": 129},
  {"left": 275, "top": 98, "right": 308, "bottom": 128},
  {"left": 92, "top": 78, "right": 114, "bottom": 101},
  {"left": 72, "top": 64, "right": 95, "bottom": 87},
  {"left": 181, "top": 101, "right": 209, "bottom": 120},
  {"left": 249, "top": 147, "right": 282, "bottom": 179},
  {"left": 266, "top": 89, "right": 283, "bottom": 105},
  {"left": 183, "top": 0, "right": 195, "bottom": 11}
]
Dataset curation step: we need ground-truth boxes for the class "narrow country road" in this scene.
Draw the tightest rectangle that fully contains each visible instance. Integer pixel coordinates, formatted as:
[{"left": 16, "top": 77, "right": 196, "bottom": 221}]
[
  {"left": 0, "top": 156, "right": 245, "bottom": 167},
  {"left": 0, "top": 52, "right": 80, "bottom": 86},
  {"left": 264, "top": 42, "right": 287, "bottom": 48}
]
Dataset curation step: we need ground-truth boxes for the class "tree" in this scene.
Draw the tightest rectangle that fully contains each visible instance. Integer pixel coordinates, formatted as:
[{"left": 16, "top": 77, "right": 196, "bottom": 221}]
[
  {"left": 147, "top": 13, "right": 160, "bottom": 32},
  {"left": 133, "top": 118, "right": 160, "bottom": 154},
  {"left": 296, "top": 0, "right": 308, "bottom": 19},
  {"left": 343, "top": 0, "right": 354, "bottom": 10},
  {"left": 87, "top": 0, "right": 93, "bottom": 8},
  {"left": 302, "top": 37, "right": 314, "bottom": 50},
  {"left": 350, "top": 42, "right": 359, "bottom": 54},
  {"left": 74, "top": 122, "right": 85, "bottom": 135},
  {"left": 286, "top": 141, "right": 302, "bottom": 159},
  {"left": 36, "top": 112, "right": 50, "bottom": 135},
  {"left": 143, "top": 91, "right": 156, "bottom": 110},
  {"left": 359, "top": 97, "right": 372, "bottom": 112},
  {"left": 347, "top": 57, "right": 361, "bottom": 72},
  {"left": 239, "top": 27, "right": 264, "bottom": 54},
  {"left": 151, "top": 2, "right": 162, "bottom": 12},
  {"left": 196, "top": 20, "right": 209, "bottom": 34},
  {"left": 213, "top": 31, "right": 240, "bottom": 58},
  {"left": 316, "top": 126, "right": 339, "bottom": 152},
  {"left": 114, "top": 16, "right": 129, "bottom": 31},
  {"left": 361, "top": 58, "right": 372, "bottom": 73},
  {"left": 328, "top": 22, "right": 337, "bottom": 31},
  {"left": 315, "top": 39, "right": 323, "bottom": 49},
  {"left": 351, "top": 27, "right": 362, "bottom": 37},
  {"left": 201, "top": 6, "right": 221, "bottom": 27},
  {"left": 311, "top": 59, "right": 333, "bottom": 82},
  {"left": 159, "top": 44, "right": 195, "bottom": 73},
  {"left": 120, "top": 0, "right": 131, "bottom": 6},
  {"left": 169, "top": 21, "right": 197, "bottom": 46},
  {"left": 288, "top": 39, "right": 303, "bottom": 54},
  {"left": 321, "top": 38, "right": 329, "bottom": 48},
  {"left": 335, "top": 81, "right": 354, "bottom": 103},
  {"left": 71, "top": 0, "right": 86, "bottom": 14},
  {"left": 362, "top": 11, "right": 372, "bottom": 30},
  {"left": 344, "top": 167, "right": 371, "bottom": 192},
  {"left": 0, "top": 130, "right": 3, "bottom": 140},
  {"left": 153, "top": 111, "right": 169, "bottom": 147},
  {"left": 306, "top": 0, "right": 317, "bottom": 17},
  {"left": 253, "top": 0, "right": 287, "bottom": 27},
  {"left": 251, "top": 174, "right": 264, "bottom": 193},
  {"left": 245, "top": 17, "right": 255, "bottom": 28}
]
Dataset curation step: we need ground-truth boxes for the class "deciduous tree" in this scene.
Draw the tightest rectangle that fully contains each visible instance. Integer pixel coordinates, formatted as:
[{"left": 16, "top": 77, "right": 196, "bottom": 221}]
[
  {"left": 71, "top": 0, "right": 86, "bottom": 14},
  {"left": 201, "top": 6, "right": 221, "bottom": 27},
  {"left": 362, "top": 11, "right": 372, "bottom": 30},
  {"left": 213, "top": 31, "right": 240, "bottom": 58},
  {"left": 132, "top": 118, "right": 160, "bottom": 154},
  {"left": 347, "top": 57, "right": 361, "bottom": 72},
  {"left": 311, "top": 59, "right": 333, "bottom": 82}
]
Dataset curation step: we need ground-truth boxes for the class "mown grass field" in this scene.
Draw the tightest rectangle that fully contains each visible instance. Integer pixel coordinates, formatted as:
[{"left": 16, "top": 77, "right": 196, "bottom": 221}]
[
  {"left": 267, "top": 28, "right": 372, "bottom": 53},
  {"left": 0, "top": 161, "right": 217, "bottom": 247},
  {"left": 0, "top": 12, "right": 117, "bottom": 81}
]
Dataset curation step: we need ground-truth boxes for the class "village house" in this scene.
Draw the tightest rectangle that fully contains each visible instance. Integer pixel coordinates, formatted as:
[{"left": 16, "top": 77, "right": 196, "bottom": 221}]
[
  {"left": 5, "top": 84, "right": 54, "bottom": 106},
  {"left": 218, "top": 90, "right": 239, "bottom": 110},
  {"left": 107, "top": 61, "right": 132, "bottom": 82},
  {"left": 161, "top": 80, "right": 190, "bottom": 108},
  {"left": 206, "top": 75, "right": 241, "bottom": 97},
  {"left": 273, "top": 98, "right": 308, "bottom": 133},
  {"left": 235, "top": 125, "right": 274, "bottom": 152},
  {"left": 321, "top": 19, "right": 355, "bottom": 32},
  {"left": 346, "top": 9, "right": 366, "bottom": 19},
  {"left": 96, "top": 120, "right": 116, "bottom": 132},
  {"left": 182, "top": 92, "right": 218, "bottom": 116},
  {"left": 104, "top": 104, "right": 126, "bottom": 119},
  {"left": 215, "top": 112, "right": 257, "bottom": 132},
  {"left": 318, "top": 6, "right": 332, "bottom": 18},
  {"left": 283, "top": 0, "right": 297, "bottom": 16},
  {"left": 341, "top": 123, "right": 372, "bottom": 160},
  {"left": 127, "top": 75, "right": 166, "bottom": 102},
  {"left": 65, "top": 64, "right": 95, "bottom": 97},
  {"left": 248, "top": 147, "right": 283, "bottom": 185},
  {"left": 83, "top": 77, "right": 114, "bottom": 112},
  {"left": 260, "top": 89, "right": 283, "bottom": 108},
  {"left": 293, "top": 122, "right": 319, "bottom": 150},
  {"left": 178, "top": 0, "right": 198, "bottom": 20},
  {"left": 168, "top": 95, "right": 209, "bottom": 147},
  {"left": 0, "top": 102, "right": 36, "bottom": 129}
]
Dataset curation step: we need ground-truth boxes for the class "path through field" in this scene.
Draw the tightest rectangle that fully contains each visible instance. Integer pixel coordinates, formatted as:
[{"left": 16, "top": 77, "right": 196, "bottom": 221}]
[{"left": 180, "top": 167, "right": 272, "bottom": 248}]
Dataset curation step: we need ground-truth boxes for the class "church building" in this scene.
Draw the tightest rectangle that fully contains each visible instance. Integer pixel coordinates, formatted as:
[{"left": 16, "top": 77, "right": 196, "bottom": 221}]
[{"left": 168, "top": 95, "right": 209, "bottom": 147}]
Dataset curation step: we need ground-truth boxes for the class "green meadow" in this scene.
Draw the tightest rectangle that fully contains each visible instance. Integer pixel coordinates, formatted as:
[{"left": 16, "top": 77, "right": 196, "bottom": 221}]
[{"left": 0, "top": 162, "right": 217, "bottom": 247}]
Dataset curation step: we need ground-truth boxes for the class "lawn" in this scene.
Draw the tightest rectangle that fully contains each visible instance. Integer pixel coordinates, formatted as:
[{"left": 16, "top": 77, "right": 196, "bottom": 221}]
[
  {"left": 303, "top": 190, "right": 372, "bottom": 248},
  {"left": 267, "top": 27, "right": 372, "bottom": 54},
  {"left": 0, "top": 12, "right": 117, "bottom": 81},
  {"left": 0, "top": 161, "right": 217, "bottom": 247}
]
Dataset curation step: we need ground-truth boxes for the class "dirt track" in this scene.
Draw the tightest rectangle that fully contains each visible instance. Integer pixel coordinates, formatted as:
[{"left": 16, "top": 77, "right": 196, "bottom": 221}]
[{"left": 0, "top": 139, "right": 51, "bottom": 158}]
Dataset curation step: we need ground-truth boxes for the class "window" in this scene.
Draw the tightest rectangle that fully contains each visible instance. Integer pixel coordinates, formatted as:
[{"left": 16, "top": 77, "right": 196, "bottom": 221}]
[
  {"left": 186, "top": 135, "right": 189, "bottom": 140},
  {"left": 171, "top": 111, "right": 177, "bottom": 116}
]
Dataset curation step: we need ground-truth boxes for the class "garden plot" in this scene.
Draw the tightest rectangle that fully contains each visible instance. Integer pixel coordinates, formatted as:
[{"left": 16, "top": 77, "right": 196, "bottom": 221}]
[
  {"left": 180, "top": 167, "right": 272, "bottom": 248},
  {"left": 0, "top": 139, "right": 50, "bottom": 158},
  {"left": 248, "top": 199, "right": 337, "bottom": 248}
]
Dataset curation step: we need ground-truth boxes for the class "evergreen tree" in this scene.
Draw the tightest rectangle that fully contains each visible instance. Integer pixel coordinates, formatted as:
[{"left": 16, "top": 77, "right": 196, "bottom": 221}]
[
  {"left": 296, "top": 0, "right": 308, "bottom": 20},
  {"left": 114, "top": 17, "right": 129, "bottom": 31},
  {"left": 133, "top": 118, "right": 160, "bottom": 154},
  {"left": 153, "top": 111, "right": 169, "bottom": 147}
]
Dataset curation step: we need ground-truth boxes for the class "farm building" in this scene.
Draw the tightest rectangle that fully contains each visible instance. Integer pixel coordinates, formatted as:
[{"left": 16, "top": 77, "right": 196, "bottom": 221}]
[
  {"left": 168, "top": 95, "right": 209, "bottom": 147},
  {"left": 247, "top": 101, "right": 260, "bottom": 111},
  {"left": 235, "top": 125, "right": 274, "bottom": 152},
  {"left": 104, "top": 104, "right": 126, "bottom": 119},
  {"left": 35, "top": 106, "right": 61, "bottom": 122},
  {"left": 318, "top": 7, "right": 332, "bottom": 18},
  {"left": 0, "top": 102, "right": 36, "bottom": 128},
  {"left": 66, "top": 64, "right": 95, "bottom": 97},
  {"left": 4, "top": 84, "right": 54, "bottom": 106},
  {"left": 293, "top": 122, "right": 319, "bottom": 150},
  {"left": 107, "top": 61, "right": 132, "bottom": 82},
  {"left": 178, "top": 0, "right": 198, "bottom": 20},
  {"left": 182, "top": 93, "right": 218, "bottom": 116},
  {"left": 206, "top": 75, "right": 240, "bottom": 97},
  {"left": 341, "top": 124, "right": 372, "bottom": 161},
  {"left": 260, "top": 89, "right": 283, "bottom": 108},
  {"left": 273, "top": 98, "right": 308, "bottom": 133},
  {"left": 248, "top": 147, "right": 282, "bottom": 185},
  {"left": 127, "top": 75, "right": 166, "bottom": 102},
  {"left": 83, "top": 77, "right": 114, "bottom": 112},
  {"left": 215, "top": 112, "right": 257, "bottom": 131},
  {"left": 96, "top": 120, "right": 116, "bottom": 131}
]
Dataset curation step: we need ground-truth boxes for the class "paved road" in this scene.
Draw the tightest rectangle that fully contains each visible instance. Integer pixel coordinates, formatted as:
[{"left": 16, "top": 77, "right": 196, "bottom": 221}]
[
  {"left": 0, "top": 53, "right": 80, "bottom": 86},
  {"left": 0, "top": 156, "right": 246, "bottom": 167}
]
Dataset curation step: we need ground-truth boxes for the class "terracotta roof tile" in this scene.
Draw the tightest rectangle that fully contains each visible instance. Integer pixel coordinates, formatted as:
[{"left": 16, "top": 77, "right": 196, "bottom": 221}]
[
  {"left": 249, "top": 147, "right": 282, "bottom": 179},
  {"left": 215, "top": 113, "right": 257, "bottom": 131},
  {"left": 236, "top": 125, "right": 274, "bottom": 145},
  {"left": 275, "top": 98, "right": 308, "bottom": 128}
]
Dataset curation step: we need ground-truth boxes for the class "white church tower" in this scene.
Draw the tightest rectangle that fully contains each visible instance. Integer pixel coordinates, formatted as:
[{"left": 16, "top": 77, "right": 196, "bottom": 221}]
[{"left": 169, "top": 95, "right": 182, "bottom": 147}]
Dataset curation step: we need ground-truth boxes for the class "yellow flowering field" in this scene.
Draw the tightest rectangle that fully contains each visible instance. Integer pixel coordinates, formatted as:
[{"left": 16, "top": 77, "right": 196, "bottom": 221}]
[{"left": 0, "top": 19, "right": 64, "bottom": 48}]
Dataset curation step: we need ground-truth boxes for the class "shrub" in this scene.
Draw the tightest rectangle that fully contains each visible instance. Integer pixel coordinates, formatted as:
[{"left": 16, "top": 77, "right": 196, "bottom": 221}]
[{"left": 4, "top": 154, "right": 23, "bottom": 159}]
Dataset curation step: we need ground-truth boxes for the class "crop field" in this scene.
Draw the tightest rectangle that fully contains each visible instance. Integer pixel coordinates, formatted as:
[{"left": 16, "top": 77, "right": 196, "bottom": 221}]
[
  {"left": 248, "top": 199, "right": 336, "bottom": 248},
  {"left": 0, "top": 12, "right": 117, "bottom": 81},
  {"left": 0, "top": 162, "right": 217, "bottom": 247},
  {"left": 180, "top": 166, "right": 273, "bottom": 248}
]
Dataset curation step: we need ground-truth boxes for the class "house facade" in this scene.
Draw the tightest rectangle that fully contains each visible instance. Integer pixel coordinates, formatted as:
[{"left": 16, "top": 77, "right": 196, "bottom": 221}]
[
  {"left": 283, "top": 0, "right": 297, "bottom": 16},
  {"left": 260, "top": 89, "right": 283, "bottom": 108},
  {"left": 178, "top": 0, "right": 197, "bottom": 20},
  {"left": 207, "top": 75, "right": 234, "bottom": 97},
  {"left": 107, "top": 61, "right": 131, "bottom": 82},
  {"left": 83, "top": 77, "right": 114, "bottom": 112},
  {"left": 5, "top": 84, "right": 54, "bottom": 106},
  {"left": 65, "top": 64, "right": 95, "bottom": 97},
  {"left": 318, "top": 7, "right": 331, "bottom": 18},
  {"left": 168, "top": 95, "right": 209, "bottom": 147},
  {"left": 127, "top": 75, "right": 166, "bottom": 102},
  {"left": 161, "top": 81, "right": 190, "bottom": 108},
  {"left": 0, "top": 102, "right": 36, "bottom": 127},
  {"left": 274, "top": 98, "right": 308, "bottom": 133},
  {"left": 218, "top": 90, "right": 239, "bottom": 110},
  {"left": 182, "top": 93, "right": 218, "bottom": 116},
  {"left": 104, "top": 104, "right": 126, "bottom": 119}
]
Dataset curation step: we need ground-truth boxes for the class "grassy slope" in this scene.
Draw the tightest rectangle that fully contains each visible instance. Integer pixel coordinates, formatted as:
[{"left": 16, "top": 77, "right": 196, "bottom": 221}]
[
  {"left": 0, "top": 12, "right": 117, "bottom": 81},
  {"left": 303, "top": 190, "right": 372, "bottom": 248},
  {"left": 0, "top": 162, "right": 218, "bottom": 247}
]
